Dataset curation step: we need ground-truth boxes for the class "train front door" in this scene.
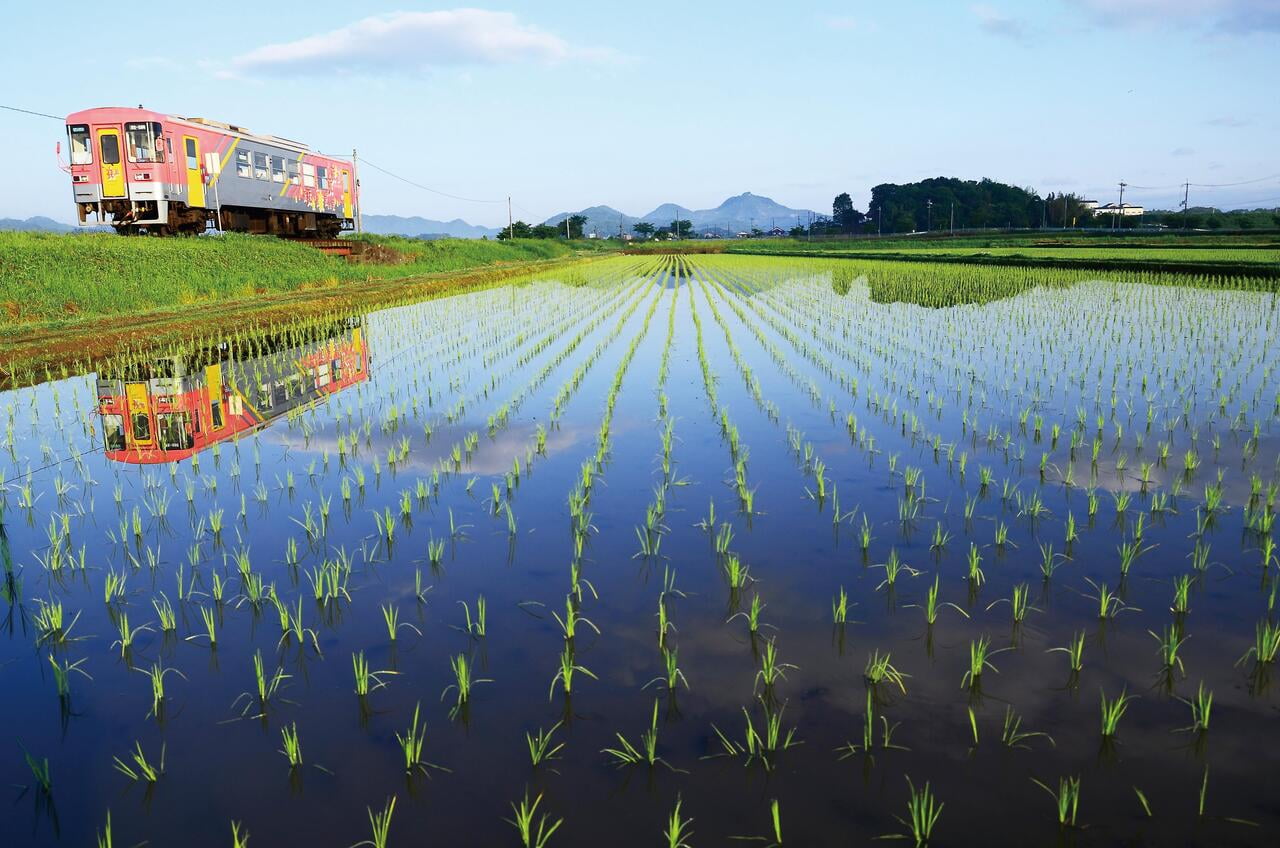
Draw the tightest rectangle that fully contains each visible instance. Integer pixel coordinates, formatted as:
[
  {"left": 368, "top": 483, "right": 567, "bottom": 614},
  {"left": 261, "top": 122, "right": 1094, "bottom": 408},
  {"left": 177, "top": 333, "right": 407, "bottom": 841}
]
[
  {"left": 96, "top": 127, "right": 126, "bottom": 198},
  {"left": 184, "top": 136, "right": 205, "bottom": 208}
]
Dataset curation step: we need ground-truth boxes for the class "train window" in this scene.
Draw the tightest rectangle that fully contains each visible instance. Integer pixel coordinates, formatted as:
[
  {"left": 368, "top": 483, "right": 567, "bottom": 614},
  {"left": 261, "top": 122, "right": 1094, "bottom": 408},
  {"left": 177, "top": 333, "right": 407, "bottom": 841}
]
[
  {"left": 253, "top": 152, "right": 268, "bottom": 180},
  {"left": 68, "top": 125, "right": 92, "bottom": 165},
  {"left": 100, "top": 133, "right": 121, "bottom": 165},
  {"left": 317, "top": 166, "right": 328, "bottom": 190},
  {"left": 331, "top": 358, "right": 343, "bottom": 383},
  {"left": 131, "top": 411, "right": 151, "bottom": 442},
  {"left": 185, "top": 138, "right": 199, "bottom": 170},
  {"left": 210, "top": 399, "right": 225, "bottom": 429},
  {"left": 270, "top": 157, "right": 285, "bottom": 183},
  {"left": 102, "top": 414, "right": 125, "bottom": 451},
  {"left": 236, "top": 150, "right": 251, "bottom": 178},
  {"left": 302, "top": 163, "right": 315, "bottom": 187},
  {"left": 126, "top": 122, "right": 160, "bottom": 163},
  {"left": 287, "top": 161, "right": 299, "bottom": 185},
  {"left": 158, "top": 413, "right": 194, "bottom": 451}
]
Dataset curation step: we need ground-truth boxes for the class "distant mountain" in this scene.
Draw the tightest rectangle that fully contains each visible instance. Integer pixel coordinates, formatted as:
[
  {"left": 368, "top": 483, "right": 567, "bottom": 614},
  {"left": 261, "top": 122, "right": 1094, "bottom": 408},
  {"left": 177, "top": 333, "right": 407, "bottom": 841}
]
[
  {"left": 0, "top": 216, "right": 79, "bottom": 232},
  {"left": 361, "top": 214, "right": 501, "bottom": 239},
  {"left": 545, "top": 206, "right": 635, "bottom": 237},
  {"left": 545, "top": 192, "right": 820, "bottom": 236}
]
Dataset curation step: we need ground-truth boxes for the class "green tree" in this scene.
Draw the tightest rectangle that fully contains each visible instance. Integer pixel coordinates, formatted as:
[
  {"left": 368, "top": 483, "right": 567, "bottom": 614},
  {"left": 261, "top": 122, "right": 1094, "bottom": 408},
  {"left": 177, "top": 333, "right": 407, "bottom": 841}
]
[
  {"left": 632, "top": 222, "right": 655, "bottom": 239},
  {"left": 496, "top": 220, "right": 532, "bottom": 240},
  {"left": 832, "top": 193, "right": 865, "bottom": 233},
  {"left": 670, "top": 219, "right": 694, "bottom": 239}
]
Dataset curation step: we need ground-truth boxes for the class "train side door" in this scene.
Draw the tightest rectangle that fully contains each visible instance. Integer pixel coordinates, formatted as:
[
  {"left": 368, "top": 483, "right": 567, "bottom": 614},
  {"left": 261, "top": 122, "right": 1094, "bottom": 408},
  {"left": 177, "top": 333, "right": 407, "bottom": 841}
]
[
  {"left": 205, "top": 364, "right": 225, "bottom": 430},
  {"left": 124, "top": 382, "right": 154, "bottom": 447},
  {"left": 341, "top": 169, "right": 352, "bottom": 219},
  {"left": 97, "top": 127, "right": 126, "bottom": 198},
  {"left": 184, "top": 136, "right": 205, "bottom": 208}
]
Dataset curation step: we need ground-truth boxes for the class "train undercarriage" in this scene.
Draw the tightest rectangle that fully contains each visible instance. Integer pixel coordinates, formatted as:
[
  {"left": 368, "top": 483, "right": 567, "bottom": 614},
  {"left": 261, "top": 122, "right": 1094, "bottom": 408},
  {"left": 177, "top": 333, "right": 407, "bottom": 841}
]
[{"left": 80, "top": 200, "right": 346, "bottom": 238}]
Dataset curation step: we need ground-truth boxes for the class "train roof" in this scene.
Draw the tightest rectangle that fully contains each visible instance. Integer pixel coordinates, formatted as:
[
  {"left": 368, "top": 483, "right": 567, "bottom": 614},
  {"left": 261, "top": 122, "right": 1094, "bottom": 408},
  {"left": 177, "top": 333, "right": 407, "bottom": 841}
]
[{"left": 65, "top": 106, "right": 349, "bottom": 163}]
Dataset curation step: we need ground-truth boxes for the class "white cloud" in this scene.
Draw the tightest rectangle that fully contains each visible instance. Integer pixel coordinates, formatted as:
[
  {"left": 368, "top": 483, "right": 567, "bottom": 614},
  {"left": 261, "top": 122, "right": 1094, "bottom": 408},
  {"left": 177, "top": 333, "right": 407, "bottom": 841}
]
[
  {"left": 224, "top": 9, "right": 612, "bottom": 77},
  {"left": 1066, "top": 0, "right": 1280, "bottom": 33},
  {"left": 970, "top": 4, "right": 1030, "bottom": 41}
]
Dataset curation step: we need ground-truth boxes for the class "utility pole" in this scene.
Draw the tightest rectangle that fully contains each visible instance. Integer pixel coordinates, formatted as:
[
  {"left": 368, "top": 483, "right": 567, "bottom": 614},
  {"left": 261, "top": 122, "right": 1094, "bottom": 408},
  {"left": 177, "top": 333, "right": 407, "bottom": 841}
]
[
  {"left": 926, "top": 199, "right": 932, "bottom": 232},
  {"left": 507, "top": 196, "right": 513, "bottom": 240},
  {"left": 1181, "top": 181, "right": 1190, "bottom": 230},
  {"left": 1115, "top": 181, "right": 1127, "bottom": 230},
  {"left": 1063, "top": 195, "right": 1068, "bottom": 229},
  {"left": 950, "top": 202, "right": 954, "bottom": 235},
  {"left": 565, "top": 215, "right": 570, "bottom": 240},
  {"left": 877, "top": 204, "right": 882, "bottom": 237}
]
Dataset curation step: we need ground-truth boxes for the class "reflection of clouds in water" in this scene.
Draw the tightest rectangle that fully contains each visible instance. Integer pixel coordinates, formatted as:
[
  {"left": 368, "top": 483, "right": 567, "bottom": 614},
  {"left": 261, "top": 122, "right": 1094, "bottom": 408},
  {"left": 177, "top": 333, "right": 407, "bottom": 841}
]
[{"left": 261, "top": 417, "right": 589, "bottom": 478}]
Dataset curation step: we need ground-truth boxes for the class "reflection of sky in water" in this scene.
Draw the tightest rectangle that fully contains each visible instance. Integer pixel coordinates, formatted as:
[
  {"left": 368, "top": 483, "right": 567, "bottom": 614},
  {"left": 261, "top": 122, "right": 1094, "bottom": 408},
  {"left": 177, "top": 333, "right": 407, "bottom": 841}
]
[{"left": 1, "top": 260, "right": 1279, "bottom": 846}]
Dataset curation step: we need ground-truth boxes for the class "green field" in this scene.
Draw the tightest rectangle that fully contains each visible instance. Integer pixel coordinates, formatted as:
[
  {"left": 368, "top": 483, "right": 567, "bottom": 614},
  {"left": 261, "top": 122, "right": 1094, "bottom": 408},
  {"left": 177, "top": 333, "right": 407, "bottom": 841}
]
[{"left": 0, "top": 232, "right": 610, "bottom": 328}]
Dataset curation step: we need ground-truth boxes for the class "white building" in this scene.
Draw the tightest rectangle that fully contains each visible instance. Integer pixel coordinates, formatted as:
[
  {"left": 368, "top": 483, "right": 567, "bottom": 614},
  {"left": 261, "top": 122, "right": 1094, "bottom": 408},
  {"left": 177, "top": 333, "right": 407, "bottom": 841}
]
[{"left": 1095, "top": 203, "right": 1144, "bottom": 217}]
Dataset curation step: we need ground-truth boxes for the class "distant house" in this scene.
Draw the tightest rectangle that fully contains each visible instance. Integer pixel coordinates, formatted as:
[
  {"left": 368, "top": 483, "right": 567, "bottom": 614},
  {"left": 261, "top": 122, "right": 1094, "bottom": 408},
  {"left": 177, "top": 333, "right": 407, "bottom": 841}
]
[
  {"left": 1095, "top": 203, "right": 1144, "bottom": 217},
  {"left": 735, "top": 231, "right": 750, "bottom": 239},
  {"left": 768, "top": 227, "right": 786, "bottom": 237},
  {"left": 1079, "top": 200, "right": 1099, "bottom": 211}
]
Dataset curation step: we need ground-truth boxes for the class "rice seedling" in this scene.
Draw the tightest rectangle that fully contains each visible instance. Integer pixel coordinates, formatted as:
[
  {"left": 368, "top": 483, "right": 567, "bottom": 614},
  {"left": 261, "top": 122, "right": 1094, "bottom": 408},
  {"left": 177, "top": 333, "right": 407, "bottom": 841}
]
[
  {"left": 874, "top": 549, "right": 919, "bottom": 591},
  {"left": 1099, "top": 688, "right": 1137, "bottom": 737},
  {"left": 603, "top": 699, "right": 667, "bottom": 769},
  {"left": 352, "top": 651, "right": 397, "bottom": 697},
  {"left": 111, "top": 612, "right": 152, "bottom": 656},
  {"left": 549, "top": 645, "right": 597, "bottom": 698},
  {"left": 884, "top": 776, "right": 943, "bottom": 847},
  {"left": 526, "top": 721, "right": 564, "bottom": 767},
  {"left": 960, "top": 636, "right": 1007, "bottom": 689},
  {"left": 864, "top": 650, "right": 909, "bottom": 694},
  {"left": 279, "top": 722, "right": 303, "bottom": 769},
  {"left": 1150, "top": 624, "right": 1188, "bottom": 675},
  {"left": 832, "top": 586, "right": 849, "bottom": 624},
  {"left": 352, "top": 797, "right": 396, "bottom": 848},
  {"left": 1030, "top": 775, "right": 1081, "bottom": 828},
  {"left": 709, "top": 699, "right": 801, "bottom": 770},
  {"left": 1047, "top": 630, "right": 1086, "bottom": 673},
  {"left": 458, "top": 596, "right": 487, "bottom": 637},
  {"left": 754, "top": 638, "right": 797, "bottom": 692},
  {"left": 112, "top": 741, "right": 165, "bottom": 783},
  {"left": 664, "top": 795, "right": 694, "bottom": 848},
  {"left": 1176, "top": 681, "right": 1213, "bottom": 733},
  {"left": 381, "top": 604, "right": 421, "bottom": 642},
  {"left": 1236, "top": 619, "right": 1280, "bottom": 666},
  {"left": 23, "top": 746, "right": 52, "bottom": 795},
  {"left": 442, "top": 653, "right": 489, "bottom": 715},
  {"left": 507, "top": 790, "right": 562, "bottom": 848}
]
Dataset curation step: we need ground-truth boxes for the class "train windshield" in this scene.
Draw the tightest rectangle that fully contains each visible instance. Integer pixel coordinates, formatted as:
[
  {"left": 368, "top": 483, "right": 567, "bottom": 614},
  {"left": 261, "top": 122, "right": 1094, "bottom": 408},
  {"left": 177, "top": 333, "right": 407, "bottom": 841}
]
[
  {"left": 126, "top": 122, "right": 163, "bottom": 163},
  {"left": 157, "top": 413, "right": 194, "bottom": 451},
  {"left": 68, "top": 125, "right": 92, "bottom": 164},
  {"left": 102, "top": 414, "right": 125, "bottom": 451}
]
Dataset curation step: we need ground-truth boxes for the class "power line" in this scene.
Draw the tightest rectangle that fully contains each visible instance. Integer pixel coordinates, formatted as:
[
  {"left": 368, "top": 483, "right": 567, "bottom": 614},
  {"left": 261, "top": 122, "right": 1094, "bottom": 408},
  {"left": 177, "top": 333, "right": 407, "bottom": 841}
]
[
  {"left": 354, "top": 156, "right": 505, "bottom": 205},
  {"left": 1191, "top": 174, "right": 1280, "bottom": 188},
  {"left": 0, "top": 103, "right": 63, "bottom": 121}
]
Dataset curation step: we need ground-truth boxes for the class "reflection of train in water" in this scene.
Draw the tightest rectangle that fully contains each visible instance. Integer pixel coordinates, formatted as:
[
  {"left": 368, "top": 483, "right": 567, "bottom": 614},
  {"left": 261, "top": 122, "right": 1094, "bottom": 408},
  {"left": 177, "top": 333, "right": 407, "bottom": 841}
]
[{"left": 97, "top": 320, "right": 369, "bottom": 464}]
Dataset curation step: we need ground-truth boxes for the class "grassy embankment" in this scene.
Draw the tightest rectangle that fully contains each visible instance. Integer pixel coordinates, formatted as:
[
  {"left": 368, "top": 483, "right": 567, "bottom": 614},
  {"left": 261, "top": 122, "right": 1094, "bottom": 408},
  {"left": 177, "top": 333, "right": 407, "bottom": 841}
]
[
  {"left": 0, "top": 232, "right": 616, "bottom": 386},
  {"left": 0, "top": 232, "right": 611, "bottom": 329}
]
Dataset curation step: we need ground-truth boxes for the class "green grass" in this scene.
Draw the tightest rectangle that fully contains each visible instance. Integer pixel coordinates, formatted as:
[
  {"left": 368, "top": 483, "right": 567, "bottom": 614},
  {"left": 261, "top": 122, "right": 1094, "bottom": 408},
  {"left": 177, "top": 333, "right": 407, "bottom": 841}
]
[{"left": 0, "top": 231, "right": 610, "bottom": 328}]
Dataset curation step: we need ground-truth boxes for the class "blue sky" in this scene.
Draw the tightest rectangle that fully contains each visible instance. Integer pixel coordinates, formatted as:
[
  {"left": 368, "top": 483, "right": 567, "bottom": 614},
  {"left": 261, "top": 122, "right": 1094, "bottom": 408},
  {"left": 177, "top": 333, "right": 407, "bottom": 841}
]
[{"left": 2, "top": 1, "right": 1277, "bottom": 226}]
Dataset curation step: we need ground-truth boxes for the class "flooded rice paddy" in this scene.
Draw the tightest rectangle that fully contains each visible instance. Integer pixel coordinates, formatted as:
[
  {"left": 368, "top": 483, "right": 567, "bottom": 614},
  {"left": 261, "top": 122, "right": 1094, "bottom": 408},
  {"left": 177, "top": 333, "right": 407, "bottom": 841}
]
[{"left": 2, "top": 254, "right": 1278, "bottom": 846}]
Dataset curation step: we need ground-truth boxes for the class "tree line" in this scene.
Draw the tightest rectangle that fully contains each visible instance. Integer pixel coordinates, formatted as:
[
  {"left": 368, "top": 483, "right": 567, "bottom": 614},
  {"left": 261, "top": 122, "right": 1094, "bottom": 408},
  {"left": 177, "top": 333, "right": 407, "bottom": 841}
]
[{"left": 823, "top": 177, "right": 1280, "bottom": 235}]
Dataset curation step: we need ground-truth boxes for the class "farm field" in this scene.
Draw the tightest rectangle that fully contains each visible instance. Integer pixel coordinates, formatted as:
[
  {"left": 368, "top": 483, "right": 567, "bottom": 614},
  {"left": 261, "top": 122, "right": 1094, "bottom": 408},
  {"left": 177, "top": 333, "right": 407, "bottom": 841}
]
[{"left": 2, "top": 254, "right": 1279, "bottom": 846}]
